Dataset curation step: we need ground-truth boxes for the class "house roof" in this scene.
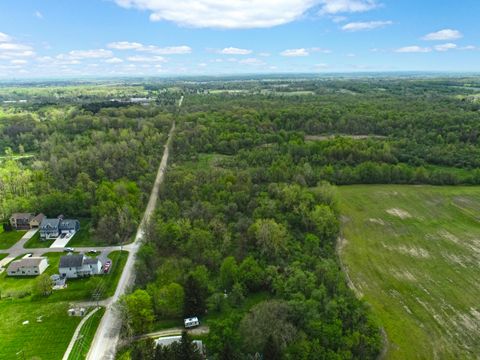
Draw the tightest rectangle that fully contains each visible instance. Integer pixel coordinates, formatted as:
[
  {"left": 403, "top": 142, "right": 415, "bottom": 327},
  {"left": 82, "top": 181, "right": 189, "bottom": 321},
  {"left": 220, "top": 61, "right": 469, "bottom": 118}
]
[
  {"left": 59, "top": 254, "right": 84, "bottom": 268},
  {"left": 31, "top": 213, "right": 46, "bottom": 223},
  {"left": 59, "top": 219, "right": 79, "bottom": 230},
  {"left": 40, "top": 218, "right": 60, "bottom": 230},
  {"left": 84, "top": 257, "right": 99, "bottom": 265},
  {"left": 7, "top": 257, "right": 46, "bottom": 272},
  {"left": 11, "top": 213, "right": 33, "bottom": 220}
]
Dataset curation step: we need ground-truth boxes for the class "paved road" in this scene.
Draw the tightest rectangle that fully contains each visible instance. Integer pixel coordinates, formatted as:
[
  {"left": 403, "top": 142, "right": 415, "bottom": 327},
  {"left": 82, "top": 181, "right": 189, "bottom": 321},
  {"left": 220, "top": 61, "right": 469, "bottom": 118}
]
[{"left": 86, "top": 120, "right": 176, "bottom": 360}]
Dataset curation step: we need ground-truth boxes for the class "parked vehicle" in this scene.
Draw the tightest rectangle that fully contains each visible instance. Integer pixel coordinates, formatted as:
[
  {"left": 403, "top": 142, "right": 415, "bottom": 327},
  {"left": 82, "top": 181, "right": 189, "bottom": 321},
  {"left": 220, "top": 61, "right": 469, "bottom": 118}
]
[
  {"left": 64, "top": 247, "right": 75, "bottom": 252},
  {"left": 88, "top": 250, "right": 98, "bottom": 254},
  {"left": 103, "top": 260, "right": 111, "bottom": 273},
  {"left": 184, "top": 317, "right": 200, "bottom": 328}
]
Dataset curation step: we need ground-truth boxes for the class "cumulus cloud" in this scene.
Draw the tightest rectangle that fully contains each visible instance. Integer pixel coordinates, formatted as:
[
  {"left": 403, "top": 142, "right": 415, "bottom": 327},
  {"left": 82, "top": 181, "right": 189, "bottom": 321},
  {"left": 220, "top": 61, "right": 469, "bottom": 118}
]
[
  {"left": 219, "top": 47, "right": 252, "bottom": 55},
  {"left": 0, "top": 32, "right": 12, "bottom": 42},
  {"left": 108, "top": 41, "right": 143, "bottom": 50},
  {"left": 422, "top": 29, "right": 462, "bottom": 41},
  {"left": 108, "top": 41, "right": 191, "bottom": 54},
  {"left": 319, "top": 0, "right": 379, "bottom": 14},
  {"left": 342, "top": 20, "right": 392, "bottom": 31},
  {"left": 0, "top": 41, "right": 35, "bottom": 59},
  {"left": 114, "top": 0, "right": 322, "bottom": 28},
  {"left": 126, "top": 55, "right": 166, "bottom": 62},
  {"left": 64, "top": 49, "right": 113, "bottom": 59},
  {"left": 434, "top": 43, "right": 457, "bottom": 52},
  {"left": 10, "top": 59, "right": 28, "bottom": 65},
  {"left": 281, "top": 48, "right": 310, "bottom": 57},
  {"left": 104, "top": 57, "right": 124, "bottom": 63},
  {"left": 239, "top": 57, "right": 265, "bottom": 65},
  {"left": 395, "top": 45, "right": 431, "bottom": 53},
  {"left": 35, "top": 11, "right": 43, "bottom": 19}
]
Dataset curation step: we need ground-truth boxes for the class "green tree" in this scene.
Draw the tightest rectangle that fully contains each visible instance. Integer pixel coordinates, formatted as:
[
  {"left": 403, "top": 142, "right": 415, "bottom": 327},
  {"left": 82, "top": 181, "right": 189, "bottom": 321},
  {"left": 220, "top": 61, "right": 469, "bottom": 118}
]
[
  {"left": 152, "top": 283, "right": 185, "bottom": 318},
  {"left": 122, "top": 289, "right": 154, "bottom": 334},
  {"left": 219, "top": 256, "right": 238, "bottom": 291},
  {"left": 183, "top": 274, "right": 207, "bottom": 317}
]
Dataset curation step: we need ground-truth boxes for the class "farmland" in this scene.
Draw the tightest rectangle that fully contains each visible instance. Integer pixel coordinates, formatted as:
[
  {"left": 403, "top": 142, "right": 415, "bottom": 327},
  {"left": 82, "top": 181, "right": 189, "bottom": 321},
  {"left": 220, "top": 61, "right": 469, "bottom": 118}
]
[{"left": 338, "top": 185, "right": 480, "bottom": 359}]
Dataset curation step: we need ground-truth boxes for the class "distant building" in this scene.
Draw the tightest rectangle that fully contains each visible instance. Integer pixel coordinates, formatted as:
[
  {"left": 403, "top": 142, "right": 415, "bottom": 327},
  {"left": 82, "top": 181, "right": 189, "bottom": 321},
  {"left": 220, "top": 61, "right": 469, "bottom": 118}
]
[
  {"left": 7, "top": 257, "right": 49, "bottom": 276},
  {"left": 154, "top": 336, "right": 204, "bottom": 354},
  {"left": 59, "top": 254, "right": 102, "bottom": 278},
  {"left": 9, "top": 213, "right": 34, "bottom": 230},
  {"left": 40, "top": 217, "right": 80, "bottom": 239}
]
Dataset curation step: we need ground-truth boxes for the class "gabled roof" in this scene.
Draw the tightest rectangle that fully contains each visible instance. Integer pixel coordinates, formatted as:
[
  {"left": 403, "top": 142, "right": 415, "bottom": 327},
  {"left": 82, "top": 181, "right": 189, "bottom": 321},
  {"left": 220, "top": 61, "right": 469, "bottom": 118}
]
[
  {"left": 84, "top": 257, "right": 100, "bottom": 265},
  {"left": 11, "top": 213, "right": 34, "bottom": 220},
  {"left": 59, "top": 219, "right": 79, "bottom": 230},
  {"left": 31, "top": 213, "right": 46, "bottom": 223},
  {"left": 59, "top": 254, "right": 84, "bottom": 268},
  {"left": 40, "top": 218, "right": 60, "bottom": 230},
  {"left": 7, "top": 257, "right": 46, "bottom": 272}
]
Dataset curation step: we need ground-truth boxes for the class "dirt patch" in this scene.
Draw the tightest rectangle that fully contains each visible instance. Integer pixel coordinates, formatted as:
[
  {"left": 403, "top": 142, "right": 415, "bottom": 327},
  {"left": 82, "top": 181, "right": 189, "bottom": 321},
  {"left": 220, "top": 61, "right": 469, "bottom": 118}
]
[
  {"left": 438, "top": 230, "right": 460, "bottom": 244},
  {"left": 368, "top": 218, "right": 385, "bottom": 225},
  {"left": 386, "top": 208, "right": 412, "bottom": 219}
]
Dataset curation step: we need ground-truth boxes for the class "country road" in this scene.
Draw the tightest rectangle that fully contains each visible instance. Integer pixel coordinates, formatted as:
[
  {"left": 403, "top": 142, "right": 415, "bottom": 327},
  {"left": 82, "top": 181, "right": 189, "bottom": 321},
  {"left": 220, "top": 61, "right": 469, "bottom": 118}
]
[{"left": 85, "top": 119, "right": 176, "bottom": 360}]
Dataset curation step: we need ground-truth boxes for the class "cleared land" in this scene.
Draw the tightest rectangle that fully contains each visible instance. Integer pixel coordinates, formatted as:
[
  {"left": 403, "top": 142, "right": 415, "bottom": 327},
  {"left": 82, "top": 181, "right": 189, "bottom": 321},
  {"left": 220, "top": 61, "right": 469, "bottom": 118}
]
[
  {"left": 0, "top": 300, "right": 81, "bottom": 360},
  {"left": 338, "top": 185, "right": 480, "bottom": 359},
  {"left": 68, "top": 307, "right": 105, "bottom": 360}
]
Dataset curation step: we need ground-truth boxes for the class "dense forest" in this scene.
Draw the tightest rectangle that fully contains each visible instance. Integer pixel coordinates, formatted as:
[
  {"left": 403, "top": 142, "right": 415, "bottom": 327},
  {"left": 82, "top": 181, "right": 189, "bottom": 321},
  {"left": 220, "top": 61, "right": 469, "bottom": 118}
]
[{"left": 0, "top": 99, "right": 173, "bottom": 243}]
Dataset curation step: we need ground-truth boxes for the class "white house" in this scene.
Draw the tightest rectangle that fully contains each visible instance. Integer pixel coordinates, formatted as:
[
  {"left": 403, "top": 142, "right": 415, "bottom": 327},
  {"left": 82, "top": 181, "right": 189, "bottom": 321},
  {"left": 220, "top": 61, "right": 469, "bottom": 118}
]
[
  {"left": 59, "top": 254, "right": 102, "bottom": 279},
  {"left": 7, "top": 257, "right": 49, "bottom": 276}
]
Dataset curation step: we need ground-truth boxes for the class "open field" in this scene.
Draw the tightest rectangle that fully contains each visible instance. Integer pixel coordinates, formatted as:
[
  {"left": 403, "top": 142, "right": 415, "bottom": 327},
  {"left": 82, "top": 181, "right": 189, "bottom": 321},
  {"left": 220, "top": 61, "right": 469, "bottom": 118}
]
[
  {"left": 0, "top": 299, "right": 81, "bottom": 360},
  {"left": 0, "top": 229, "right": 26, "bottom": 249},
  {"left": 338, "top": 185, "right": 480, "bottom": 359}
]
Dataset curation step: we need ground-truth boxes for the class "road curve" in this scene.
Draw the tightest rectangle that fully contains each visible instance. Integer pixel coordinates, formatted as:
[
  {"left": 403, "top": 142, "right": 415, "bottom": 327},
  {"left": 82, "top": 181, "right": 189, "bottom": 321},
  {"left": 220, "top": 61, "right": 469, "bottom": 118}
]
[{"left": 86, "top": 120, "right": 176, "bottom": 360}]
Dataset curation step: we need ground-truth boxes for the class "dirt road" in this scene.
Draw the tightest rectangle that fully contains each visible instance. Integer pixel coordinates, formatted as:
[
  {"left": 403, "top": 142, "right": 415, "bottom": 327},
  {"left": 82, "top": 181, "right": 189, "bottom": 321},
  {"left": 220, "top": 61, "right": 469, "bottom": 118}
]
[{"left": 85, "top": 120, "right": 176, "bottom": 360}]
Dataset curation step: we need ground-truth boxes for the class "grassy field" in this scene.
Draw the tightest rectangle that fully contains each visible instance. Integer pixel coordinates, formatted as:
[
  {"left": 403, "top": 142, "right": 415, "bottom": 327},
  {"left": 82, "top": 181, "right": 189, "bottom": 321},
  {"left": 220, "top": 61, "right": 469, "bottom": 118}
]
[
  {"left": 0, "top": 229, "right": 26, "bottom": 249},
  {"left": 338, "top": 185, "right": 480, "bottom": 359},
  {"left": 0, "top": 299, "right": 81, "bottom": 360},
  {"left": 24, "top": 231, "right": 52, "bottom": 248},
  {"left": 68, "top": 307, "right": 105, "bottom": 360}
]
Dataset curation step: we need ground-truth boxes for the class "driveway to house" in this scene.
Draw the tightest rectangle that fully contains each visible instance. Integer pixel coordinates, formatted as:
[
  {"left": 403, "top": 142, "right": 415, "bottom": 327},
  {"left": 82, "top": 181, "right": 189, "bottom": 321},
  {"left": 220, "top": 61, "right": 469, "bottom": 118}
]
[
  {"left": 86, "top": 119, "right": 176, "bottom": 360},
  {"left": 50, "top": 231, "right": 76, "bottom": 248},
  {"left": 0, "top": 229, "right": 39, "bottom": 271}
]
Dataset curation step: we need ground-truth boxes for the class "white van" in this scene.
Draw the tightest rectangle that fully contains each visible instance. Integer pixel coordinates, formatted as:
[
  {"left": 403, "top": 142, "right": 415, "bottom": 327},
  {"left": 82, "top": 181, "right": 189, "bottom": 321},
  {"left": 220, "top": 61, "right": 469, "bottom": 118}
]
[{"left": 184, "top": 317, "right": 200, "bottom": 328}]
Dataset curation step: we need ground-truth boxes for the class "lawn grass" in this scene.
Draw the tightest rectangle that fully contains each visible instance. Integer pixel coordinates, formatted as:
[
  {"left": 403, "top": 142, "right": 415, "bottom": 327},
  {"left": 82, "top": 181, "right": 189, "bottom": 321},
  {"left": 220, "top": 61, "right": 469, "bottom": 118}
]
[
  {"left": 68, "top": 307, "right": 105, "bottom": 360},
  {"left": 24, "top": 231, "right": 53, "bottom": 248},
  {"left": 338, "top": 185, "right": 480, "bottom": 359},
  {"left": 0, "top": 299, "right": 81, "bottom": 360},
  {"left": 0, "top": 254, "right": 7, "bottom": 261},
  {"left": 68, "top": 219, "right": 109, "bottom": 247},
  {"left": 0, "top": 228, "right": 26, "bottom": 249}
]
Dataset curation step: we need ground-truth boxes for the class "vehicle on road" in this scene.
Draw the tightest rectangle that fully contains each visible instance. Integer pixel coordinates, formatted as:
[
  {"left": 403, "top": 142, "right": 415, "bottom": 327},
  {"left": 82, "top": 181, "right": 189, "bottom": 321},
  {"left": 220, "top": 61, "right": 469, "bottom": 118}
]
[
  {"left": 88, "top": 250, "right": 98, "bottom": 254},
  {"left": 64, "top": 247, "right": 75, "bottom": 252}
]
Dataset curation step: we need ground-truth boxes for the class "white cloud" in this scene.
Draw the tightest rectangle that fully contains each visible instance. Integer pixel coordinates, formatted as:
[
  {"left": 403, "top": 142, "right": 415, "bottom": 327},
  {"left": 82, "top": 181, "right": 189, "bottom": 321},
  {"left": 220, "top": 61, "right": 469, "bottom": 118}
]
[
  {"left": 281, "top": 48, "right": 310, "bottom": 57},
  {"left": 0, "top": 42, "right": 35, "bottom": 59},
  {"left": 342, "top": 20, "right": 392, "bottom": 31},
  {"left": 460, "top": 45, "right": 476, "bottom": 51},
  {"left": 104, "top": 57, "right": 124, "bottom": 63},
  {"left": 108, "top": 41, "right": 191, "bottom": 54},
  {"left": 114, "top": 0, "right": 321, "bottom": 29},
  {"left": 434, "top": 43, "right": 457, "bottom": 52},
  {"left": 0, "top": 43, "right": 32, "bottom": 51},
  {"left": 35, "top": 11, "right": 43, "bottom": 19},
  {"left": 108, "top": 41, "right": 143, "bottom": 50},
  {"left": 126, "top": 55, "right": 166, "bottom": 62},
  {"left": 422, "top": 29, "right": 462, "bottom": 41},
  {"left": 141, "top": 45, "right": 191, "bottom": 54},
  {"left": 258, "top": 52, "right": 271, "bottom": 57},
  {"left": 315, "top": 63, "right": 329, "bottom": 68},
  {"left": 219, "top": 47, "right": 252, "bottom": 55},
  {"left": 319, "top": 0, "right": 378, "bottom": 14},
  {"left": 0, "top": 33, "right": 12, "bottom": 42},
  {"left": 311, "top": 47, "right": 332, "bottom": 54},
  {"left": 64, "top": 49, "right": 113, "bottom": 59},
  {"left": 10, "top": 59, "right": 28, "bottom": 65},
  {"left": 395, "top": 45, "right": 431, "bottom": 53}
]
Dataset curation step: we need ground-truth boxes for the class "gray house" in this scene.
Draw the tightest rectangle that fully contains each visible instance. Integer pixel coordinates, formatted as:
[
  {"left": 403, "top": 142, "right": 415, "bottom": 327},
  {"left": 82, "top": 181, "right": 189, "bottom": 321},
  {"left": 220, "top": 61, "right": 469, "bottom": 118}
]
[
  {"left": 9, "top": 213, "right": 34, "bottom": 230},
  {"left": 59, "top": 254, "right": 101, "bottom": 279},
  {"left": 40, "top": 217, "right": 80, "bottom": 239},
  {"left": 7, "top": 257, "right": 49, "bottom": 276}
]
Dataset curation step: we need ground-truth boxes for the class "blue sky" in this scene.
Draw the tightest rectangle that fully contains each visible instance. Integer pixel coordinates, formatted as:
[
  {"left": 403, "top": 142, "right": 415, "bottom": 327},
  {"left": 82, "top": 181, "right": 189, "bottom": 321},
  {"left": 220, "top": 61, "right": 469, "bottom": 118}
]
[{"left": 0, "top": 0, "right": 478, "bottom": 78}]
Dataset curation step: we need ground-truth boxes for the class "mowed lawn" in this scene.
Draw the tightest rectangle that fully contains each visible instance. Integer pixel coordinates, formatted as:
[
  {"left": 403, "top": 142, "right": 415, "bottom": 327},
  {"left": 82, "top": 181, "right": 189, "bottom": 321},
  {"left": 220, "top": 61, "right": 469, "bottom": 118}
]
[
  {"left": 0, "top": 228, "right": 26, "bottom": 249},
  {"left": 0, "top": 300, "right": 81, "bottom": 360},
  {"left": 338, "top": 185, "right": 480, "bottom": 359}
]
